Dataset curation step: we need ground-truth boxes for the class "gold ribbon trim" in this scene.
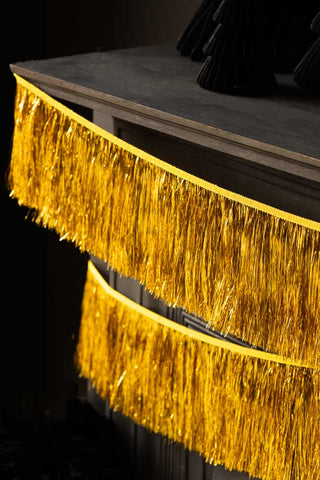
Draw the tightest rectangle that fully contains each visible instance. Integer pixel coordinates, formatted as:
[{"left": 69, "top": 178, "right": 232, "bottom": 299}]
[
  {"left": 9, "top": 75, "right": 320, "bottom": 230},
  {"left": 76, "top": 261, "right": 320, "bottom": 480},
  {"left": 8, "top": 73, "right": 320, "bottom": 366},
  {"left": 84, "top": 262, "right": 315, "bottom": 370}
]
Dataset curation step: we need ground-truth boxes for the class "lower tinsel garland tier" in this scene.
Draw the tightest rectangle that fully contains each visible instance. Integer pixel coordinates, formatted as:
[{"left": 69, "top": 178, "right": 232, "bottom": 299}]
[{"left": 76, "top": 261, "right": 320, "bottom": 480}]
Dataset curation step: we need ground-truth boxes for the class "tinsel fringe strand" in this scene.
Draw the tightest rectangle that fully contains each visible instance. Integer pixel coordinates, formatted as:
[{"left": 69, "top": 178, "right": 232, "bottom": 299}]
[
  {"left": 8, "top": 74, "right": 320, "bottom": 365},
  {"left": 76, "top": 262, "right": 320, "bottom": 480}
]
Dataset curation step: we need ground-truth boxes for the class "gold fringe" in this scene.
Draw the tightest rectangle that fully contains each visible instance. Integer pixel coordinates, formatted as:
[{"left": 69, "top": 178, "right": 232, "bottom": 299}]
[
  {"left": 76, "top": 262, "right": 320, "bottom": 480},
  {"left": 8, "top": 74, "right": 320, "bottom": 366}
]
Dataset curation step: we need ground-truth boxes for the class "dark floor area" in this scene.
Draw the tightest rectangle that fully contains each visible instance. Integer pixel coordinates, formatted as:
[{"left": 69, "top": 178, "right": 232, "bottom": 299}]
[{"left": 0, "top": 397, "right": 133, "bottom": 480}]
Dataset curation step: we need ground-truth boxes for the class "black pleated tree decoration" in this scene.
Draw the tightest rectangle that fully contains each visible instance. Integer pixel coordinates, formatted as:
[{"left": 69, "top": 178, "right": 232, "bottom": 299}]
[
  {"left": 293, "top": 10, "right": 320, "bottom": 89},
  {"left": 196, "top": 0, "right": 277, "bottom": 95},
  {"left": 176, "top": 0, "right": 222, "bottom": 61}
]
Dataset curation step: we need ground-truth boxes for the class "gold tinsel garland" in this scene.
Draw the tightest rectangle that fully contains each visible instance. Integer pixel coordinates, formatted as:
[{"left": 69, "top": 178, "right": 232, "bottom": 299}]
[
  {"left": 8, "top": 74, "right": 320, "bottom": 365},
  {"left": 76, "top": 261, "right": 320, "bottom": 480}
]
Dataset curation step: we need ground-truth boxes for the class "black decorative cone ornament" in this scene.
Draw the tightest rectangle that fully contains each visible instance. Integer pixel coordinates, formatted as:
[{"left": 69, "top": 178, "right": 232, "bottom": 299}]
[
  {"left": 196, "top": 0, "right": 277, "bottom": 95},
  {"left": 176, "top": 0, "right": 222, "bottom": 61},
  {"left": 293, "top": 11, "right": 320, "bottom": 89}
]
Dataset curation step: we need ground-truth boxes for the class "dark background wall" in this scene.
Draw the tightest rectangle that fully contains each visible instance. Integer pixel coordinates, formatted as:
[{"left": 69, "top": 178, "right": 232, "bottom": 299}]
[{"left": 2, "top": 0, "right": 200, "bottom": 427}]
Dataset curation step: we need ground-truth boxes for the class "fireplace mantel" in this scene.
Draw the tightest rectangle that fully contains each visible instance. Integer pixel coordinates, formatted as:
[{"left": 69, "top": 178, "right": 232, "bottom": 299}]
[{"left": 10, "top": 43, "right": 320, "bottom": 480}]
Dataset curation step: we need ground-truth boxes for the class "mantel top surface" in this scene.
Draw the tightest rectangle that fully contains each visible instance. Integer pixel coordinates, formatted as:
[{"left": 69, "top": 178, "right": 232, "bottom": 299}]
[{"left": 11, "top": 43, "right": 320, "bottom": 161}]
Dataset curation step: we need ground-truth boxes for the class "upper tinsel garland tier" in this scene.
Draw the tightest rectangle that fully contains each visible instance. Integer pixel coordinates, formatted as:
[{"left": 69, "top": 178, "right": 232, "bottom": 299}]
[
  {"left": 8, "top": 73, "right": 320, "bottom": 366},
  {"left": 76, "top": 261, "right": 320, "bottom": 480}
]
